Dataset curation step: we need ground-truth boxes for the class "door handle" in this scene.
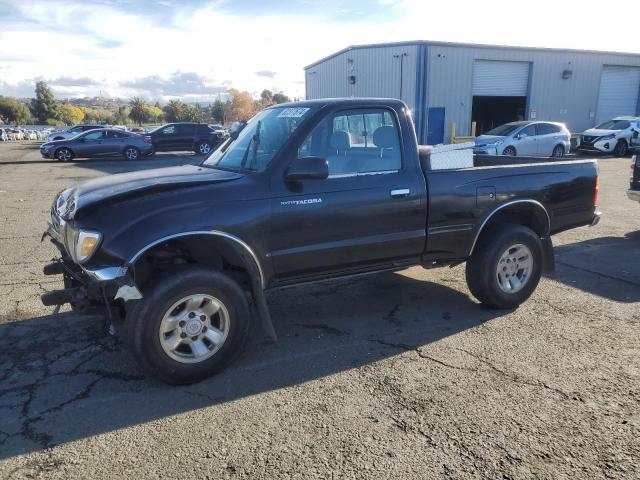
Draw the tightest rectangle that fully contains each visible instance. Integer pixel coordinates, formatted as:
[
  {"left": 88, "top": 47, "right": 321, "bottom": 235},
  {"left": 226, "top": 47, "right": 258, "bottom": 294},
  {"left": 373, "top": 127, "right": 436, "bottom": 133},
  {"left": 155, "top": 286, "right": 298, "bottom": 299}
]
[{"left": 390, "top": 188, "right": 410, "bottom": 198}]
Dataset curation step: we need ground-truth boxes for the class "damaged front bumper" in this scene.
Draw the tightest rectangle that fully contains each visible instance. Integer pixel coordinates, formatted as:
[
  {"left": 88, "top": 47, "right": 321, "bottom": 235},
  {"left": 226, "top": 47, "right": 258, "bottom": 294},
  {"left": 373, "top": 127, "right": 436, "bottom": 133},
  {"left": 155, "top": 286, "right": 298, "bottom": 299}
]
[{"left": 41, "top": 227, "right": 141, "bottom": 312}]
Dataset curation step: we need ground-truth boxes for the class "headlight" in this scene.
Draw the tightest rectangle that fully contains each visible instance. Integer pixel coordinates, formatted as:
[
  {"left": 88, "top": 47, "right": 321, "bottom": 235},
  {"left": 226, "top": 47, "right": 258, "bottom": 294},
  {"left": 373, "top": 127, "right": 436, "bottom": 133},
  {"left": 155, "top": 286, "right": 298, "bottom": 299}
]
[
  {"left": 600, "top": 134, "right": 615, "bottom": 141},
  {"left": 75, "top": 230, "right": 102, "bottom": 263},
  {"left": 491, "top": 140, "right": 504, "bottom": 147}
]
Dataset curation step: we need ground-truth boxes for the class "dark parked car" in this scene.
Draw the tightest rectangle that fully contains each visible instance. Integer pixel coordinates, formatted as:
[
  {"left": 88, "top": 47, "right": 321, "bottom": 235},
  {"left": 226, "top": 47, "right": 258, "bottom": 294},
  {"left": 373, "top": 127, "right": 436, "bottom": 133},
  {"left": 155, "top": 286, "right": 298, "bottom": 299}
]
[
  {"left": 40, "top": 128, "right": 153, "bottom": 161},
  {"left": 147, "top": 122, "right": 226, "bottom": 155},
  {"left": 41, "top": 98, "right": 600, "bottom": 384}
]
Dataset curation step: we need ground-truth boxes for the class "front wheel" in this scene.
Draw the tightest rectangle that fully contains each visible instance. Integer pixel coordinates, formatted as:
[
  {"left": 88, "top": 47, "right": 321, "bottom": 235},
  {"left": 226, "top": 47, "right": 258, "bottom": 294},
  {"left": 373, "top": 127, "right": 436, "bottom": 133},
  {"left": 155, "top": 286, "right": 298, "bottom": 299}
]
[
  {"left": 502, "top": 146, "right": 517, "bottom": 156},
  {"left": 466, "top": 224, "right": 542, "bottom": 309},
  {"left": 55, "top": 148, "right": 73, "bottom": 162},
  {"left": 613, "top": 140, "right": 628, "bottom": 157},
  {"left": 124, "top": 267, "right": 250, "bottom": 385},
  {"left": 196, "top": 141, "right": 212, "bottom": 155}
]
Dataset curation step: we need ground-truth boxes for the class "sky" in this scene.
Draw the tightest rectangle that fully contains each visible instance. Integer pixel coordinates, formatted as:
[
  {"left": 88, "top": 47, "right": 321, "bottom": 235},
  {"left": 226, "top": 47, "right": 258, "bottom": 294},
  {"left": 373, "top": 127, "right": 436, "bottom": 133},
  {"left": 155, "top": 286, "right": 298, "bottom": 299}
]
[{"left": 1, "top": 0, "right": 639, "bottom": 103}]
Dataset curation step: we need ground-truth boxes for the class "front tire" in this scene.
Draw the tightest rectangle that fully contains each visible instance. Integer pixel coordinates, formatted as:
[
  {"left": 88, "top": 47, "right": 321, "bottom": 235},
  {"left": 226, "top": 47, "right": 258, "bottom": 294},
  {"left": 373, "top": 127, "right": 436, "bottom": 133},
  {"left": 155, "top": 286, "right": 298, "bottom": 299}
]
[
  {"left": 55, "top": 148, "right": 73, "bottom": 162},
  {"left": 466, "top": 224, "right": 542, "bottom": 309},
  {"left": 502, "top": 146, "right": 517, "bottom": 156},
  {"left": 124, "top": 267, "right": 250, "bottom": 385},
  {"left": 613, "top": 140, "right": 628, "bottom": 157},
  {"left": 196, "top": 141, "right": 212, "bottom": 155}
]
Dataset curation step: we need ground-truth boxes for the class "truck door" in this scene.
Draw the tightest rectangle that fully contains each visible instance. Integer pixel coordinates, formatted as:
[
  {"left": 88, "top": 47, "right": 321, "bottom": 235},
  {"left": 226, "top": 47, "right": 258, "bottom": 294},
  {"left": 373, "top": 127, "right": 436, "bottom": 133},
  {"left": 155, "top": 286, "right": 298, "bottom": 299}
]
[
  {"left": 514, "top": 124, "right": 538, "bottom": 155},
  {"left": 268, "top": 107, "right": 427, "bottom": 280}
]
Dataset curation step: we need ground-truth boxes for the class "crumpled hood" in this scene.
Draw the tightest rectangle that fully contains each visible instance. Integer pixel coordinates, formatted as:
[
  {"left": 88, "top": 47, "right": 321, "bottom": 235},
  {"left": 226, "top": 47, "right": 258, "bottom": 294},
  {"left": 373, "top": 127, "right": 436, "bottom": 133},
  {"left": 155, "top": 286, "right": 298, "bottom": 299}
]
[
  {"left": 582, "top": 128, "right": 617, "bottom": 137},
  {"left": 58, "top": 164, "right": 242, "bottom": 218}
]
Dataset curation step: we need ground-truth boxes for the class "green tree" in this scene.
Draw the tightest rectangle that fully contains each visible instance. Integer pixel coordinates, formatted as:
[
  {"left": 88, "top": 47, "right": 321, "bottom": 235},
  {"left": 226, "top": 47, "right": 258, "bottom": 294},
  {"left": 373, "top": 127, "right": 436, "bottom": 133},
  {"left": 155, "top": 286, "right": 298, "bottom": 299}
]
[
  {"left": 260, "top": 89, "right": 274, "bottom": 107},
  {"left": 272, "top": 92, "right": 290, "bottom": 104},
  {"left": 211, "top": 99, "right": 230, "bottom": 124},
  {"left": 0, "top": 97, "right": 31, "bottom": 124},
  {"left": 180, "top": 104, "right": 203, "bottom": 122},
  {"left": 129, "top": 97, "right": 148, "bottom": 126},
  {"left": 31, "top": 81, "right": 58, "bottom": 123},
  {"left": 163, "top": 100, "right": 184, "bottom": 122}
]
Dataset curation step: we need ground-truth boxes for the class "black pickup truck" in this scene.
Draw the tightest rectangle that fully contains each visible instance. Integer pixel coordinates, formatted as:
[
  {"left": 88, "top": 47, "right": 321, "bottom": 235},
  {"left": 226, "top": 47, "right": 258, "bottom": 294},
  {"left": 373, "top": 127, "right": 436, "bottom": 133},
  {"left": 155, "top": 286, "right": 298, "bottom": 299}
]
[{"left": 41, "top": 98, "right": 600, "bottom": 384}]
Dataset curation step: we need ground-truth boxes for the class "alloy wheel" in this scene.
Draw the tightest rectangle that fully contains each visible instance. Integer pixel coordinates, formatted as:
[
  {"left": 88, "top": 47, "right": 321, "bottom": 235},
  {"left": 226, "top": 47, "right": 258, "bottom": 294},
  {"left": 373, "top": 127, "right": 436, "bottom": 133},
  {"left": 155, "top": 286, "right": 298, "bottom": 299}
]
[
  {"left": 496, "top": 243, "right": 533, "bottom": 294},
  {"left": 158, "top": 294, "right": 230, "bottom": 364}
]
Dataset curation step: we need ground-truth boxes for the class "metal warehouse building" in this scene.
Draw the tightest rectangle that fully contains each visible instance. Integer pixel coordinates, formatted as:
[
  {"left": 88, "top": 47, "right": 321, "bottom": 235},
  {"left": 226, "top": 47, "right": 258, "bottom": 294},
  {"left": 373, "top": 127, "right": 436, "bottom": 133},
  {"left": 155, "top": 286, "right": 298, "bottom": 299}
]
[{"left": 304, "top": 41, "right": 640, "bottom": 144}]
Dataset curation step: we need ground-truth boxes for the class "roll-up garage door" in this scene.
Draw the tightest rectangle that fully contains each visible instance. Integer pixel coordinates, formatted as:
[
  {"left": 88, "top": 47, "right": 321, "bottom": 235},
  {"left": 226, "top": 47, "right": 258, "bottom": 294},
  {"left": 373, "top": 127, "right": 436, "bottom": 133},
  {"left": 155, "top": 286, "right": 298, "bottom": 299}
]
[
  {"left": 596, "top": 66, "right": 640, "bottom": 123},
  {"left": 472, "top": 60, "right": 530, "bottom": 96}
]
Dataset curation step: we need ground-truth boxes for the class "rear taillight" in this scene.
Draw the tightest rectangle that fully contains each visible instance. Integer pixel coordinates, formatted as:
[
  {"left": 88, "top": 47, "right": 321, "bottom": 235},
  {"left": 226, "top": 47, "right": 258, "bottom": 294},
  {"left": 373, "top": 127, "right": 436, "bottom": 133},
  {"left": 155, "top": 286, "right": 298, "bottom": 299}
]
[
  {"left": 594, "top": 175, "right": 599, "bottom": 207},
  {"left": 143, "top": 136, "right": 152, "bottom": 144}
]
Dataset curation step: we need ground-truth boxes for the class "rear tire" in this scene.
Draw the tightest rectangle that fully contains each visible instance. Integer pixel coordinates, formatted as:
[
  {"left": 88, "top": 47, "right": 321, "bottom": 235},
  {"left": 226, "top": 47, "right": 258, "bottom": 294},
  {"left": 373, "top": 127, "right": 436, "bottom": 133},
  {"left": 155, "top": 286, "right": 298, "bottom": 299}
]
[
  {"left": 502, "top": 146, "right": 517, "bottom": 156},
  {"left": 124, "top": 266, "right": 250, "bottom": 385},
  {"left": 466, "top": 224, "right": 542, "bottom": 309},
  {"left": 551, "top": 144, "right": 565, "bottom": 158},
  {"left": 613, "top": 140, "right": 628, "bottom": 157},
  {"left": 55, "top": 148, "right": 73, "bottom": 162},
  {"left": 124, "top": 146, "right": 141, "bottom": 161},
  {"left": 196, "top": 141, "right": 212, "bottom": 155}
]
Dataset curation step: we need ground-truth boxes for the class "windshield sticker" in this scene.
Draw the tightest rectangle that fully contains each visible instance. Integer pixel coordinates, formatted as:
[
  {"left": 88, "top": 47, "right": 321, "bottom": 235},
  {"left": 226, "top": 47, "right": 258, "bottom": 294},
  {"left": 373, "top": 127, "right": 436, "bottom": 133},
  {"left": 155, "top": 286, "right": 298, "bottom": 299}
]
[{"left": 277, "top": 107, "right": 310, "bottom": 118}]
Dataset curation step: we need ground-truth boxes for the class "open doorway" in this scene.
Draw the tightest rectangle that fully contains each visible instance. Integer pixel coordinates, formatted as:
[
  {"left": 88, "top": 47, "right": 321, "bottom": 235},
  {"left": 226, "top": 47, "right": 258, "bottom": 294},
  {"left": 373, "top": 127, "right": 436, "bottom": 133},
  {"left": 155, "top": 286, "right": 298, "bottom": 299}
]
[{"left": 471, "top": 96, "right": 527, "bottom": 135}]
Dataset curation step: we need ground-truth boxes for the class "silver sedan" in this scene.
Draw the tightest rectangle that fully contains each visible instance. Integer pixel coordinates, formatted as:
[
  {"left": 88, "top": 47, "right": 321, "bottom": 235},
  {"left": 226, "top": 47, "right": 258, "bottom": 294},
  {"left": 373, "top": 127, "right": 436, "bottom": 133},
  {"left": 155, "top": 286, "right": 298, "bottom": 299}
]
[{"left": 474, "top": 121, "right": 572, "bottom": 157}]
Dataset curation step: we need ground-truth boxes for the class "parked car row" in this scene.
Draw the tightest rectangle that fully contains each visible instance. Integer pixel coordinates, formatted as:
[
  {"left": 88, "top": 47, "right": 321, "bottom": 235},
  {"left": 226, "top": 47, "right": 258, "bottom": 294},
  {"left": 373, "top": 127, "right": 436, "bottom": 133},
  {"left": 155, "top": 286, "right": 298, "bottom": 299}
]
[
  {"left": 39, "top": 122, "right": 230, "bottom": 161},
  {"left": 0, "top": 127, "right": 53, "bottom": 142},
  {"left": 474, "top": 116, "right": 640, "bottom": 158}
]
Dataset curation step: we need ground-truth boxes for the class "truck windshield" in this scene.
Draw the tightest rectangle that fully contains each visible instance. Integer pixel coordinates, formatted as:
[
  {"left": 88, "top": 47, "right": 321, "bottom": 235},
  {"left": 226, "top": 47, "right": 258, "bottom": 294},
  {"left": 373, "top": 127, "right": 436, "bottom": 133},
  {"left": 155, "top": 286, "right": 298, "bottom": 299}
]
[
  {"left": 203, "top": 106, "right": 314, "bottom": 171},
  {"left": 485, "top": 123, "right": 522, "bottom": 136}
]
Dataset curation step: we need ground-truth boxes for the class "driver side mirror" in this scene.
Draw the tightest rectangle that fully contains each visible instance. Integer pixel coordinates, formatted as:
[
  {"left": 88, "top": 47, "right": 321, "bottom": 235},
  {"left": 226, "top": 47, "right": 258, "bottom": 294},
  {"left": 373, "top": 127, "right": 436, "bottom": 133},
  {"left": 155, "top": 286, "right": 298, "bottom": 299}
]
[
  {"left": 515, "top": 133, "right": 526, "bottom": 140},
  {"left": 285, "top": 157, "right": 329, "bottom": 182}
]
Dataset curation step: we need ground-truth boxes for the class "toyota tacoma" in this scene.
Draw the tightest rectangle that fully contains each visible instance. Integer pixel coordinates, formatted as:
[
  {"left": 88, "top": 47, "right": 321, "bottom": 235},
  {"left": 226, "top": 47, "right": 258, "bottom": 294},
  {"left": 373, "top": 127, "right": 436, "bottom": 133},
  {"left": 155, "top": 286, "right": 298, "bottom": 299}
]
[{"left": 41, "top": 98, "right": 601, "bottom": 384}]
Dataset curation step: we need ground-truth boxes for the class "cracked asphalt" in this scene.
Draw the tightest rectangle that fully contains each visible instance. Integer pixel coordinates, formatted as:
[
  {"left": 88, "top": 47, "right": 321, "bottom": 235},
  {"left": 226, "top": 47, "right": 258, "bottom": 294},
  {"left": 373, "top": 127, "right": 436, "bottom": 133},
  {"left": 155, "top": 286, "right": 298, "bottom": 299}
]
[{"left": 0, "top": 141, "right": 638, "bottom": 479}]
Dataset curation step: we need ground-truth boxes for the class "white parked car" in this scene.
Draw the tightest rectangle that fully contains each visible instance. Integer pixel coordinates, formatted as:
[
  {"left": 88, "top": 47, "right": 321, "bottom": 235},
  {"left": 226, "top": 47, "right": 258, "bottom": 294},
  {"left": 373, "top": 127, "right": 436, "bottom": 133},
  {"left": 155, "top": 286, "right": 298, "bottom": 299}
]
[
  {"left": 578, "top": 116, "right": 640, "bottom": 156},
  {"left": 0, "top": 129, "right": 8, "bottom": 141}
]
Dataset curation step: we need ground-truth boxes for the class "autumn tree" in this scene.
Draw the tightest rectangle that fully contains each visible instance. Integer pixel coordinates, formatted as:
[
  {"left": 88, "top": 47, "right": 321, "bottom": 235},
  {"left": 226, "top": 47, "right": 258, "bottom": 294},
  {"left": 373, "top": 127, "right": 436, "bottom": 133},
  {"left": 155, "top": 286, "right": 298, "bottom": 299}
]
[
  {"left": 31, "top": 81, "right": 58, "bottom": 123},
  {"left": 228, "top": 88, "right": 255, "bottom": 122},
  {"left": 145, "top": 105, "right": 164, "bottom": 124},
  {"left": 58, "top": 103, "right": 85, "bottom": 125},
  {"left": 129, "top": 97, "right": 148, "bottom": 126}
]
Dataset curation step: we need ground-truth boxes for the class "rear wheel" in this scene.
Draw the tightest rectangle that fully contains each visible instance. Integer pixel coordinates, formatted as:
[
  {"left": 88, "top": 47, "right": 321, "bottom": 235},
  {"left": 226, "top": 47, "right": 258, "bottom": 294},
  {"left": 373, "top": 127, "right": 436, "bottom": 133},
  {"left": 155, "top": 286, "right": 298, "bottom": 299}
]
[
  {"left": 613, "top": 140, "right": 628, "bottom": 157},
  {"left": 466, "top": 224, "right": 542, "bottom": 309},
  {"left": 551, "top": 144, "right": 565, "bottom": 158},
  {"left": 196, "top": 141, "right": 212, "bottom": 155},
  {"left": 502, "top": 146, "right": 517, "bottom": 156},
  {"left": 124, "top": 266, "right": 250, "bottom": 384},
  {"left": 124, "top": 146, "right": 140, "bottom": 161},
  {"left": 55, "top": 148, "right": 73, "bottom": 162}
]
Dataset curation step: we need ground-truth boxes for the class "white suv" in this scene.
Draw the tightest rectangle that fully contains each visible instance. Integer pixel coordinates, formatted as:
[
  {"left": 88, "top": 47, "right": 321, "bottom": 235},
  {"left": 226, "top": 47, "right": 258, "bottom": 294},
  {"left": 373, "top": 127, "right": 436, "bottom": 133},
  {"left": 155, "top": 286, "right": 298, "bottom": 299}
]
[{"left": 578, "top": 116, "right": 640, "bottom": 156}]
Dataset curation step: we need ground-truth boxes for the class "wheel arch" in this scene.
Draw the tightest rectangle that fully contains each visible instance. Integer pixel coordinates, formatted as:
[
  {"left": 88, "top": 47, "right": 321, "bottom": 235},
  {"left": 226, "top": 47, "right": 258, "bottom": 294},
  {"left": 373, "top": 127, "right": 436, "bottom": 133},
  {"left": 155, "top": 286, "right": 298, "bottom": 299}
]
[
  {"left": 469, "top": 200, "right": 551, "bottom": 257},
  {"left": 129, "top": 231, "right": 265, "bottom": 289}
]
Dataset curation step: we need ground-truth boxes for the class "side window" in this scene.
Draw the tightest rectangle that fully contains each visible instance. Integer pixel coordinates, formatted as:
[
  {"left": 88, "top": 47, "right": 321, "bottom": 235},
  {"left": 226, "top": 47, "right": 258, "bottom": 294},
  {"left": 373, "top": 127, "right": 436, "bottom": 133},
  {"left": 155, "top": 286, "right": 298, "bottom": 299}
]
[
  {"left": 520, "top": 125, "right": 537, "bottom": 137},
  {"left": 162, "top": 125, "right": 176, "bottom": 135},
  {"left": 537, "top": 123, "right": 557, "bottom": 135},
  {"left": 83, "top": 130, "right": 104, "bottom": 141},
  {"left": 178, "top": 124, "right": 195, "bottom": 135},
  {"left": 298, "top": 108, "right": 401, "bottom": 176}
]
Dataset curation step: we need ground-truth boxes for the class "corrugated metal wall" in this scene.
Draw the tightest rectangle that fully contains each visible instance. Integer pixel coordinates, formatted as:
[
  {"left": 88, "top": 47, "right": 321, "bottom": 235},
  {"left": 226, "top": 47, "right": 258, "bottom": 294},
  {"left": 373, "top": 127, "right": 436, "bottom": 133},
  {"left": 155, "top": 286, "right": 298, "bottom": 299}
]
[
  {"left": 427, "top": 44, "right": 640, "bottom": 142},
  {"left": 305, "top": 44, "right": 419, "bottom": 110},
  {"left": 306, "top": 42, "right": 640, "bottom": 144}
]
